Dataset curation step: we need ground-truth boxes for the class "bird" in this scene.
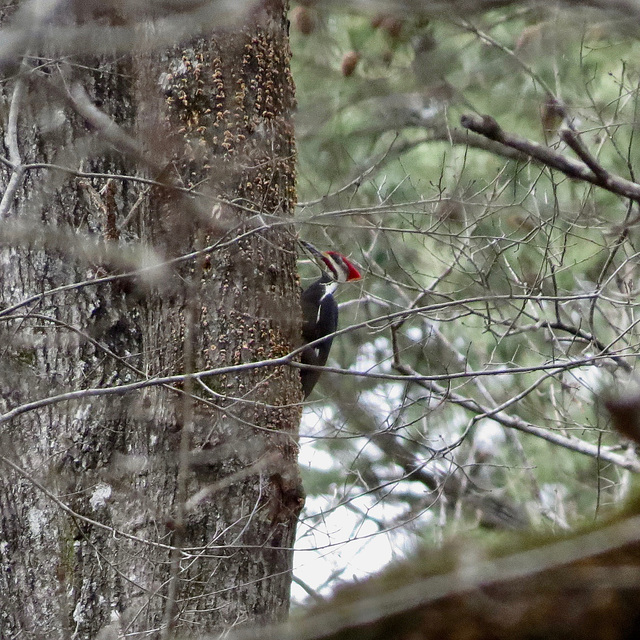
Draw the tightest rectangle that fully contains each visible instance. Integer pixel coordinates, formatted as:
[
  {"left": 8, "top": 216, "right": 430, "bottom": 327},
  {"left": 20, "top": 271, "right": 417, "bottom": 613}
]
[{"left": 300, "top": 250, "right": 361, "bottom": 397}]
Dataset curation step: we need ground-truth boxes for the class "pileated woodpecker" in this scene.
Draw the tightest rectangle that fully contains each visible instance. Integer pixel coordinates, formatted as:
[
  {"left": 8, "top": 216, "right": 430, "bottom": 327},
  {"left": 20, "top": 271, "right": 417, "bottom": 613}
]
[{"left": 300, "top": 250, "right": 361, "bottom": 397}]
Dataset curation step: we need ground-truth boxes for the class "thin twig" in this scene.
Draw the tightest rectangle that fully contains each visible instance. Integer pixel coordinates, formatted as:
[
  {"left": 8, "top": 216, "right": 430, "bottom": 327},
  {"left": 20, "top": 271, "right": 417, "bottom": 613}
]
[{"left": 0, "top": 56, "right": 29, "bottom": 217}]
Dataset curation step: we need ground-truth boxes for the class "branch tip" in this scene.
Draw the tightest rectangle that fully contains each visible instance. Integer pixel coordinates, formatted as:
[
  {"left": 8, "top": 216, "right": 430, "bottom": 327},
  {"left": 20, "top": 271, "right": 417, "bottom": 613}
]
[{"left": 461, "top": 113, "right": 502, "bottom": 140}]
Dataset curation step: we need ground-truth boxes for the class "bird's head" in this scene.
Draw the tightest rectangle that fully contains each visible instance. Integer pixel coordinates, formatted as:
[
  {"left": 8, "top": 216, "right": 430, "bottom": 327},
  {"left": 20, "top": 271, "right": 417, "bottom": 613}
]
[{"left": 320, "top": 251, "right": 362, "bottom": 283}]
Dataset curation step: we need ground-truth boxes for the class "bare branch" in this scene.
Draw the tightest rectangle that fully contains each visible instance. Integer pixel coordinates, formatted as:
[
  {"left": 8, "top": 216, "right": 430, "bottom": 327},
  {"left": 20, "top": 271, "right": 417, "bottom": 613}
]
[
  {"left": 460, "top": 113, "right": 640, "bottom": 202},
  {"left": 392, "top": 358, "right": 640, "bottom": 472}
]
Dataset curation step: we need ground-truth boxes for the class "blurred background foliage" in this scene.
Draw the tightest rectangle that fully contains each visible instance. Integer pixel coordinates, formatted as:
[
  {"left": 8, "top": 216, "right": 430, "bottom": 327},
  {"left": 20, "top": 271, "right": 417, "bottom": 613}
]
[{"left": 289, "top": 3, "right": 640, "bottom": 602}]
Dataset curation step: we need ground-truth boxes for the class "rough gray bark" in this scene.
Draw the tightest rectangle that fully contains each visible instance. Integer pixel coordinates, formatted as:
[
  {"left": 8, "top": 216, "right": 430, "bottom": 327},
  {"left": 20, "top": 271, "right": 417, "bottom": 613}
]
[{"left": 0, "top": 2, "right": 301, "bottom": 638}]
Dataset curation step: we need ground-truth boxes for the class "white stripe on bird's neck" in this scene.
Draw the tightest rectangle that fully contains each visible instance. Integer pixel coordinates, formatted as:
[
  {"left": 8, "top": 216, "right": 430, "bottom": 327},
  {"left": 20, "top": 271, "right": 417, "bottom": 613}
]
[{"left": 320, "top": 280, "right": 338, "bottom": 300}]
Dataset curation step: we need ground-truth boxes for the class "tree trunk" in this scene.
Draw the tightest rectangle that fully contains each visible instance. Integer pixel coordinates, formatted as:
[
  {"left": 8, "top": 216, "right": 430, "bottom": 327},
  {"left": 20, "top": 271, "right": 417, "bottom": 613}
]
[{"left": 0, "top": 2, "right": 301, "bottom": 638}]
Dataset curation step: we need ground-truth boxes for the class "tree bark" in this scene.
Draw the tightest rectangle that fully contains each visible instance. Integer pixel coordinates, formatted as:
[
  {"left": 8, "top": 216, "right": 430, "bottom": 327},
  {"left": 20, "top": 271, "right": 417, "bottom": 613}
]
[{"left": 0, "top": 2, "right": 301, "bottom": 638}]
